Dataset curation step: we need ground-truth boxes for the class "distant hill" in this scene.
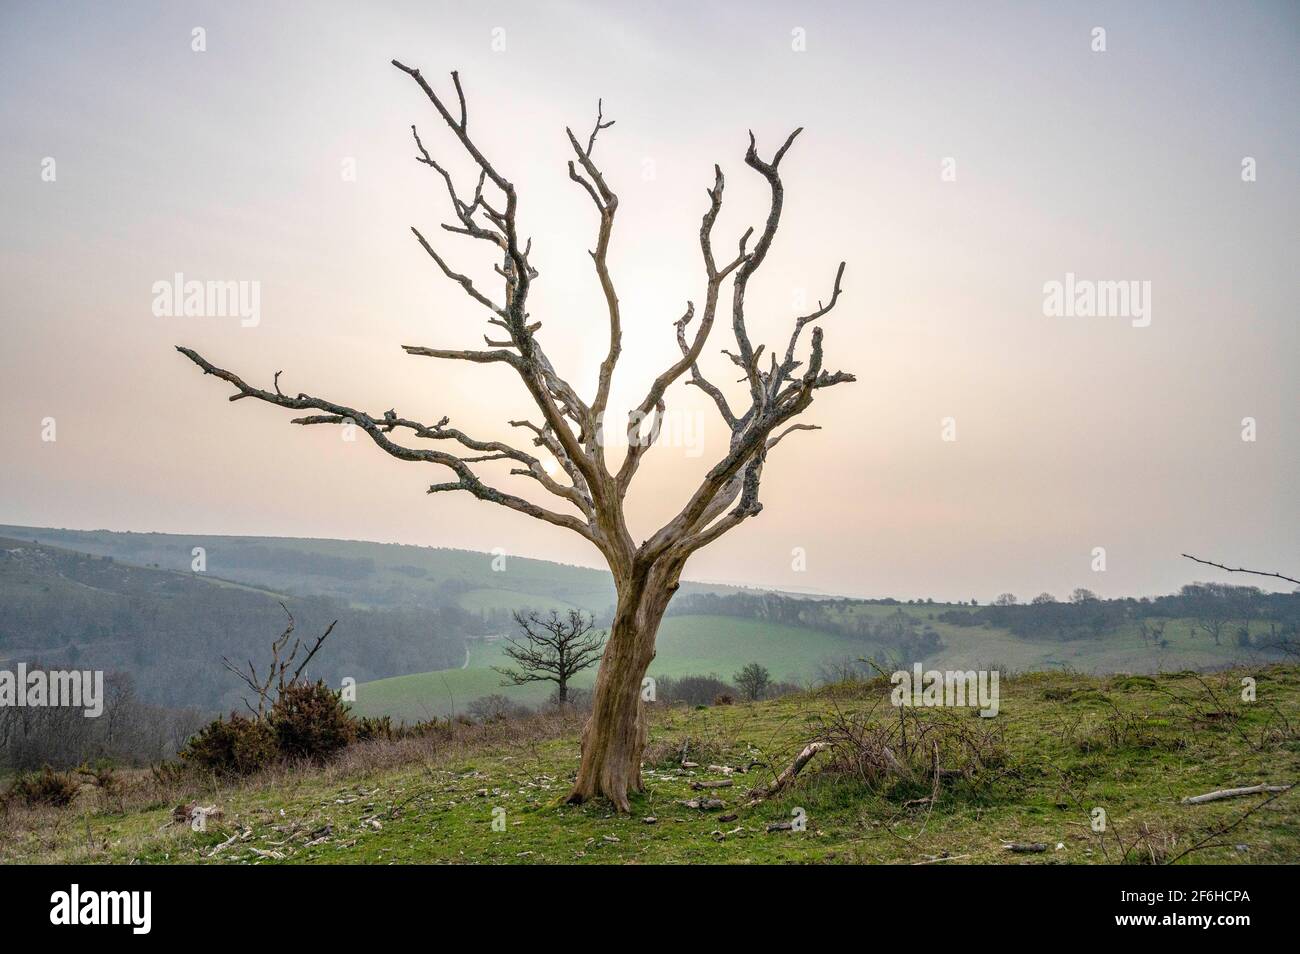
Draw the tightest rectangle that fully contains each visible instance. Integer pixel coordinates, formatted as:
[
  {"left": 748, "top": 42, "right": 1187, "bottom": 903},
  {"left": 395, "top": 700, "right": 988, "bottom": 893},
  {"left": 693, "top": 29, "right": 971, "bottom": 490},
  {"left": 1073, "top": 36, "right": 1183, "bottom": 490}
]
[
  {"left": 3, "top": 525, "right": 1293, "bottom": 723},
  {"left": 357, "top": 588, "right": 1298, "bottom": 720},
  {"left": 0, "top": 525, "right": 801, "bottom": 715},
  {"left": 0, "top": 536, "right": 468, "bottom": 712},
  {"left": 0, "top": 525, "right": 764, "bottom": 616}
]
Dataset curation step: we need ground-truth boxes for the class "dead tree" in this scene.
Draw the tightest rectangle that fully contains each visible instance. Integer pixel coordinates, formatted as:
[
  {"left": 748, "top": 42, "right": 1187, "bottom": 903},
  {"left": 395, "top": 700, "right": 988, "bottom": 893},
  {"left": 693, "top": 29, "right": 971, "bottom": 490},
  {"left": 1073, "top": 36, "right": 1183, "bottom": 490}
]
[
  {"left": 222, "top": 604, "right": 338, "bottom": 716},
  {"left": 493, "top": 609, "right": 606, "bottom": 704},
  {"left": 178, "top": 59, "right": 855, "bottom": 810}
]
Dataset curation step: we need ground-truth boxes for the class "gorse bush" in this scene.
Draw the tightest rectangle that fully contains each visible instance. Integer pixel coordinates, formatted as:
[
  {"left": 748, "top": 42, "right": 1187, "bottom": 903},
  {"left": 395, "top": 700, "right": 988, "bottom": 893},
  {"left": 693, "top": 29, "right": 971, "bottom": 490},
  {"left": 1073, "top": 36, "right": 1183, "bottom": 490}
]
[
  {"left": 4, "top": 765, "right": 81, "bottom": 807},
  {"left": 269, "top": 681, "right": 356, "bottom": 762},
  {"left": 180, "top": 712, "right": 278, "bottom": 777},
  {"left": 78, "top": 760, "right": 123, "bottom": 797},
  {"left": 355, "top": 715, "right": 394, "bottom": 743}
]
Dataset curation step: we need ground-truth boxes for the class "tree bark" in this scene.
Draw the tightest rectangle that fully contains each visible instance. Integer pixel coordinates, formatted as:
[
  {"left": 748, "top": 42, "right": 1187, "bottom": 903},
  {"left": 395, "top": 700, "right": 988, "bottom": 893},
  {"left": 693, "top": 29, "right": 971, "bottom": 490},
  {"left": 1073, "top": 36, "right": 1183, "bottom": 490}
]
[{"left": 568, "top": 561, "right": 680, "bottom": 811}]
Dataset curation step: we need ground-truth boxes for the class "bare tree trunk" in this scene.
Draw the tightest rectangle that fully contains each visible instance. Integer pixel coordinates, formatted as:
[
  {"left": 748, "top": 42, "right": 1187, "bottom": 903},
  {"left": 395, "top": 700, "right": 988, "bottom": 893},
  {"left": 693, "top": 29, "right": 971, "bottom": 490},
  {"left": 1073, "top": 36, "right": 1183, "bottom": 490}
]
[{"left": 568, "top": 563, "right": 679, "bottom": 811}]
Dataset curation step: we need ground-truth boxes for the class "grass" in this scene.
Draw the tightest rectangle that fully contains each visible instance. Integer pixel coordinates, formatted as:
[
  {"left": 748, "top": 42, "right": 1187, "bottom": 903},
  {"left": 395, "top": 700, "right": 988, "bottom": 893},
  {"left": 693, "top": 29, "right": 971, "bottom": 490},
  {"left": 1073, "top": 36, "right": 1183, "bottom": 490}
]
[
  {"left": 353, "top": 609, "right": 1273, "bottom": 721},
  {"left": 6, "top": 665, "right": 1298, "bottom": 865},
  {"left": 352, "top": 615, "right": 889, "bottom": 720}
]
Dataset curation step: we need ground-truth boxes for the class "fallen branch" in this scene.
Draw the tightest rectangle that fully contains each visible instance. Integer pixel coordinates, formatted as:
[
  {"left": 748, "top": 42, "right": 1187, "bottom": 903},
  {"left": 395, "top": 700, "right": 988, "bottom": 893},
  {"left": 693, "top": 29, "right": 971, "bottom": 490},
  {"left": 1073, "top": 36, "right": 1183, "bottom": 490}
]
[
  {"left": 913, "top": 853, "right": 971, "bottom": 865},
  {"left": 880, "top": 745, "right": 914, "bottom": 782},
  {"left": 678, "top": 797, "right": 725, "bottom": 810},
  {"left": 1003, "top": 842, "right": 1049, "bottom": 854},
  {"left": 747, "top": 741, "right": 830, "bottom": 803},
  {"left": 206, "top": 831, "right": 239, "bottom": 857},
  {"left": 1167, "top": 784, "right": 1296, "bottom": 864},
  {"left": 690, "top": 779, "right": 734, "bottom": 790},
  {"left": 1181, "top": 783, "right": 1292, "bottom": 805}
]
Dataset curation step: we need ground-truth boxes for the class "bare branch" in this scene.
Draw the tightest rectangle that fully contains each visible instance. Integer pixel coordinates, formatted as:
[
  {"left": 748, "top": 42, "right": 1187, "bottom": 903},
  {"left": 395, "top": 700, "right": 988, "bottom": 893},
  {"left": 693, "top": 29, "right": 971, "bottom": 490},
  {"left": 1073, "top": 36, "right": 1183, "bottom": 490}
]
[
  {"left": 565, "top": 103, "right": 621, "bottom": 425},
  {"left": 1181, "top": 554, "right": 1300, "bottom": 587},
  {"left": 400, "top": 344, "right": 520, "bottom": 366},
  {"left": 729, "top": 128, "right": 803, "bottom": 404},
  {"left": 390, "top": 61, "right": 616, "bottom": 507},
  {"left": 175, "top": 347, "right": 595, "bottom": 540},
  {"left": 409, "top": 226, "right": 507, "bottom": 317},
  {"left": 220, "top": 606, "right": 338, "bottom": 716}
]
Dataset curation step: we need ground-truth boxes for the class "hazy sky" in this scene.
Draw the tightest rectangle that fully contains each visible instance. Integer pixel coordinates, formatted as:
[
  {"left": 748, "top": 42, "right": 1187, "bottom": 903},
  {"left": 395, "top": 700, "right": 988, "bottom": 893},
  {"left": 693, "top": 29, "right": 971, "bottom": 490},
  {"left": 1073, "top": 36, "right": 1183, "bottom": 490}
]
[{"left": 1, "top": 1, "right": 1296, "bottom": 601}]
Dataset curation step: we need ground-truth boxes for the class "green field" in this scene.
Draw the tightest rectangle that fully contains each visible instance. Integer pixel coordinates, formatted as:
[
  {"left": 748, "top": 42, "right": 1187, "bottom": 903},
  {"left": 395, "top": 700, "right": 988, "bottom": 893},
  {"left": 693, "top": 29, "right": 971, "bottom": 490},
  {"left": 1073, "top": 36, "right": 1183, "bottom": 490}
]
[
  {"left": 353, "top": 608, "right": 1273, "bottom": 721},
  {"left": 837, "top": 605, "right": 1266, "bottom": 673},
  {"left": 7, "top": 666, "right": 1299, "bottom": 865},
  {"left": 351, "top": 614, "right": 883, "bottom": 720}
]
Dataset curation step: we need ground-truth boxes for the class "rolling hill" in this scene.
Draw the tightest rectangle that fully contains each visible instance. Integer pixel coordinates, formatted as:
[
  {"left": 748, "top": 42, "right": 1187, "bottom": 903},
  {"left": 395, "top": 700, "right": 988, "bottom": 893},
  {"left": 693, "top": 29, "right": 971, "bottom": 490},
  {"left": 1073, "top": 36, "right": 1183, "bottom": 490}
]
[
  {"left": 3, "top": 525, "right": 1292, "bottom": 723},
  {"left": 354, "top": 603, "right": 1289, "bottom": 720},
  {"left": 0, "top": 524, "right": 756, "bottom": 616},
  {"left": 351, "top": 615, "right": 884, "bottom": 720},
  {"left": 0, "top": 536, "right": 467, "bottom": 711}
]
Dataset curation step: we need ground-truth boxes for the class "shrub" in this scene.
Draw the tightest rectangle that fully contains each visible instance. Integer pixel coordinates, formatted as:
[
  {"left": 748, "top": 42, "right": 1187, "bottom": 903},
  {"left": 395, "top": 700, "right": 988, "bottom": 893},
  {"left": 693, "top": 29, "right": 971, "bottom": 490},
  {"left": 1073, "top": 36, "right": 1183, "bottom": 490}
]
[
  {"left": 78, "top": 761, "right": 123, "bottom": 796},
  {"left": 768, "top": 680, "right": 802, "bottom": 699},
  {"left": 643, "top": 732, "right": 729, "bottom": 769},
  {"left": 269, "top": 681, "right": 356, "bottom": 762},
  {"left": 547, "top": 686, "right": 593, "bottom": 711},
  {"left": 355, "top": 715, "right": 394, "bottom": 743},
  {"left": 654, "top": 674, "right": 736, "bottom": 707},
  {"left": 357, "top": 713, "right": 453, "bottom": 743},
  {"left": 394, "top": 717, "right": 451, "bottom": 741},
  {"left": 712, "top": 693, "right": 735, "bottom": 706},
  {"left": 150, "top": 760, "right": 189, "bottom": 787},
  {"left": 5, "top": 765, "right": 80, "bottom": 808},
  {"left": 180, "top": 712, "right": 278, "bottom": 777},
  {"left": 467, "top": 694, "right": 531, "bottom": 723}
]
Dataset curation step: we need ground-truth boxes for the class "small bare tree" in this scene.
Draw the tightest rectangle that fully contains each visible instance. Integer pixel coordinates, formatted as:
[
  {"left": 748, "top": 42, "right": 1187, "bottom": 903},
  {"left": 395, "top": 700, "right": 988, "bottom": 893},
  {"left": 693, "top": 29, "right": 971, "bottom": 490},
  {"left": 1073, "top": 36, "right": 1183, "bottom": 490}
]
[
  {"left": 179, "top": 60, "right": 854, "bottom": 809},
  {"left": 493, "top": 609, "right": 606, "bottom": 705},
  {"left": 222, "top": 604, "right": 338, "bottom": 716}
]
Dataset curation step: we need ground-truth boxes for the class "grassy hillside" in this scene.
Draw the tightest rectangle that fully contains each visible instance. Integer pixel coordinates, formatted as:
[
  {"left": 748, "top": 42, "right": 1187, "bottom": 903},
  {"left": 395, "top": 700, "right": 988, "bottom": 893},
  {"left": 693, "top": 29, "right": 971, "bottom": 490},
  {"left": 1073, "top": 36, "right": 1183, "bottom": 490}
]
[
  {"left": 5, "top": 666, "right": 1298, "bottom": 864},
  {"left": 0, "top": 525, "right": 749, "bottom": 615},
  {"left": 0, "top": 537, "right": 467, "bottom": 711},
  {"left": 837, "top": 603, "right": 1271, "bottom": 672},
  {"left": 4, "top": 525, "right": 1287, "bottom": 722},
  {"left": 353, "top": 615, "right": 885, "bottom": 720},
  {"left": 354, "top": 606, "right": 1279, "bottom": 721}
]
